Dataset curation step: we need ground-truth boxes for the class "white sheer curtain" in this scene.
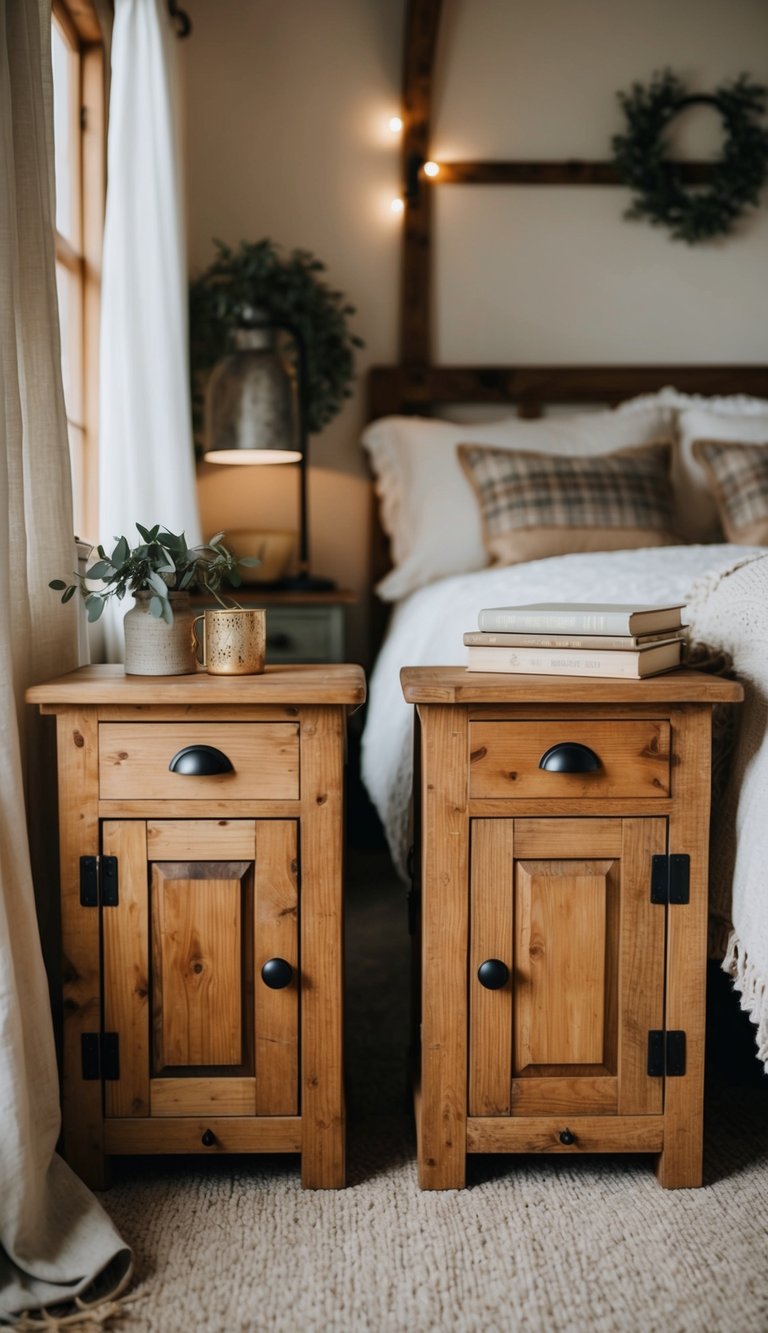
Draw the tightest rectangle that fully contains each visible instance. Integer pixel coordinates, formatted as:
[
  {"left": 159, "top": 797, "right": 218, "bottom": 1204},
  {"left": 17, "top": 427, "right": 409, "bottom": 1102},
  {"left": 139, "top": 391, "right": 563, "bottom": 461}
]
[
  {"left": 0, "top": 0, "right": 130, "bottom": 1318},
  {"left": 98, "top": 0, "right": 201, "bottom": 660}
]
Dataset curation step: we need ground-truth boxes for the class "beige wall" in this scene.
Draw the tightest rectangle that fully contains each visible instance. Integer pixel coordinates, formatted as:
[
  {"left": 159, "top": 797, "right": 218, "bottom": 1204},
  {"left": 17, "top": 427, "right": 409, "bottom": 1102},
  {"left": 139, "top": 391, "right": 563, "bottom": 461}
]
[{"left": 183, "top": 0, "right": 768, "bottom": 663}]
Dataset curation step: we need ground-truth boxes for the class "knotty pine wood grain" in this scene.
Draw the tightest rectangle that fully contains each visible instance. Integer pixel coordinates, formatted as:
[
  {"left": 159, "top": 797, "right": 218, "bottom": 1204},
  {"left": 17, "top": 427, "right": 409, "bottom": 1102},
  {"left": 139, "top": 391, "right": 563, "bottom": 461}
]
[
  {"left": 657, "top": 704, "right": 713, "bottom": 1188},
  {"left": 469, "top": 819, "right": 514, "bottom": 1116},
  {"left": 102, "top": 820, "right": 150, "bottom": 1118},
  {"left": 151, "top": 862, "right": 246, "bottom": 1070},
  {"left": 254, "top": 821, "right": 299, "bottom": 1116},
  {"left": 55, "top": 709, "right": 104, "bottom": 1187},
  {"left": 27, "top": 662, "right": 366, "bottom": 707},
  {"left": 299, "top": 706, "right": 346, "bottom": 1188},
  {"left": 98, "top": 722, "right": 299, "bottom": 802},
  {"left": 469, "top": 719, "right": 670, "bottom": 799},
  {"left": 401, "top": 666, "right": 743, "bottom": 705},
  {"left": 418, "top": 702, "right": 470, "bottom": 1188}
]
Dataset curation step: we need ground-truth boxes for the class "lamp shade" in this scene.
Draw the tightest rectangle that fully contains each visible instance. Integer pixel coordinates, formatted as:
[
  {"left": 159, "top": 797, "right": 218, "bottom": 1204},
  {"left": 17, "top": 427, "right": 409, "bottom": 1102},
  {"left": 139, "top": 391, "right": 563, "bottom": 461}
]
[{"left": 203, "top": 325, "right": 301, "bottom": 465}]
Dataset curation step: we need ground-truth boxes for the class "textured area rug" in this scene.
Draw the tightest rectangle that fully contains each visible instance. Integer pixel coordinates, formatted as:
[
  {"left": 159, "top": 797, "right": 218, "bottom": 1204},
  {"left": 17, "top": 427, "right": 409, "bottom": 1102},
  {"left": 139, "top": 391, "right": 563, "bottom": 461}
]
[{"left": 94, "top": 850, "right": 768, "bottom": 1332}]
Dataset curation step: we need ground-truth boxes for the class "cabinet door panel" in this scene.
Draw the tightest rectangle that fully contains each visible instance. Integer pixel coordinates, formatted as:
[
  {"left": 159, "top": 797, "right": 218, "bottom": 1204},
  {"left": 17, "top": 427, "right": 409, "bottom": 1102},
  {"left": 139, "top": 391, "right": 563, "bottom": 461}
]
[
  {"left": 152, "top": 861, "right": 250, "bottom": 1071},
  {"left": 469, "top": 817, "right": 666, "bottom": 1119},
  {"left": 102, "top": 819, "right": 299, "bottom": 1120},
  {"left": 515, "top": 859, "right": 612, "bottom": 1070}
]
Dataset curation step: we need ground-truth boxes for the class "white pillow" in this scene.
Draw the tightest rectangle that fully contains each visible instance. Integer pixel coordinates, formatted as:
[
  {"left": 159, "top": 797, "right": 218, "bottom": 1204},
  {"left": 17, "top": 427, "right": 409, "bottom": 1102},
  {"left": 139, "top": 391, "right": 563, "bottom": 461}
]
[
  {"left": 361, "top": 405, "right": 673, "bottom": 601},
  {"left": 619, "top": 391, "right": 768, "bottom": 543}
]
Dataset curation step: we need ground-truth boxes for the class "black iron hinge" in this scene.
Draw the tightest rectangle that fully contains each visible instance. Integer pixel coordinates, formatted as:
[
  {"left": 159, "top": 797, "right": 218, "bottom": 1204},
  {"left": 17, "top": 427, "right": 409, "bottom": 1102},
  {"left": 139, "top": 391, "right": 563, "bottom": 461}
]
[
  {"left": 650, "top": 853, "right": 690, "bottom": 905},
  {"left": 81, "top": 1032, "right": 120, "bottom": 1081},
  {"left": 647, "top": 1029, "right": 687, "bottom": 1077},
  {"left": 79, "top": 855, "right": 119, "bottom": 907}
]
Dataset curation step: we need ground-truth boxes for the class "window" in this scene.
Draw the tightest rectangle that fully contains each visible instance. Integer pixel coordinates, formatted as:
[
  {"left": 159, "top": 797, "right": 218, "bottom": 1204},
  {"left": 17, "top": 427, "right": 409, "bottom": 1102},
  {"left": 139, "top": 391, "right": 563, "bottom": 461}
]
[{"left": 51, "top": 0, "right": 106, "bottom": 541}]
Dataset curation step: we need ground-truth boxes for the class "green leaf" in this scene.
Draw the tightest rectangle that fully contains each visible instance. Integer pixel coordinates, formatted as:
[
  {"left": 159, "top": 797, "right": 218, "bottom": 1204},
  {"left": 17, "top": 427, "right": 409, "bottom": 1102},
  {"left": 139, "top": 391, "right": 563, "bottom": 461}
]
[
  {"left": 148, "top": 569, "right": 170, "bottom": 596},
  {"left": 49, "top": 579, "right": 67, "bottom": 590},
  {"left": 85, "top": 595, "right": 104, "bottom": 622},
  {"left": 111, "top": 536, "right": 130, "bottom": 566},
  {"left": 62, "top": 586, "right": 77, "bottom": 603},
  {"left": 85, "top": 560, "right": 113, "bottom": 581}
]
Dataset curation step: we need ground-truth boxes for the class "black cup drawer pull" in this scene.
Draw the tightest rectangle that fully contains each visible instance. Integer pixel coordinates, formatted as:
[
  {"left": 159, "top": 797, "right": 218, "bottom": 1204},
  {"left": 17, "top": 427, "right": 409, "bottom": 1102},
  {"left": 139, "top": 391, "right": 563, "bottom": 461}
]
[
  {"left": 168, "top": 744, "right": 234, "bottom": 776},
  {"left": 538, "top": 742, "right": 600, "bottom": 774}
]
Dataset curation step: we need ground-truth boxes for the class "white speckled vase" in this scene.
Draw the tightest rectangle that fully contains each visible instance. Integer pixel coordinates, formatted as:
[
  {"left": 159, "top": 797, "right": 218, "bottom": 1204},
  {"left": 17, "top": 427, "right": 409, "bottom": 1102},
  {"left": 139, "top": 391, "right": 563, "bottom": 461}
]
[{"left": 123, "top": 591, "right": 197, "bottom": 675}]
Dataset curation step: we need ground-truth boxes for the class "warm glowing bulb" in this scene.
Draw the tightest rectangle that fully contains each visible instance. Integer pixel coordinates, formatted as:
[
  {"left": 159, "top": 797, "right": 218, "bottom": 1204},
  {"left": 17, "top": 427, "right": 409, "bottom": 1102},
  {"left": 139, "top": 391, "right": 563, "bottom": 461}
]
[
  {"left": 389, "top": 115, "right": 403, "bottom": 133},
  {"left": 390, "top": 196, "right": 405, "bottom": 214},
  {"left": 423, "top": 160, "right": 440, "bottom": 177}
]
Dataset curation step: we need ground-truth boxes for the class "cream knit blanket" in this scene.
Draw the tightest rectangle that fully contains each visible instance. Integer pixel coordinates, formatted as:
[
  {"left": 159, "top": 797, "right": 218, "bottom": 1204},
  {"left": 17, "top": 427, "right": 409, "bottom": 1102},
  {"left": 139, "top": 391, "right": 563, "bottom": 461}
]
[{"left": 686, "top": 551, "right": 768, "bottom": 1069}]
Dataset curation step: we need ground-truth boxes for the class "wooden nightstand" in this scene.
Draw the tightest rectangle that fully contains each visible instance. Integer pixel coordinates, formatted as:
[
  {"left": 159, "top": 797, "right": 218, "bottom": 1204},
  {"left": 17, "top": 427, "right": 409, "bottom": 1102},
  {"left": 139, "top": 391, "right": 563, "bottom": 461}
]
[
  {"left": 191, "top": 590, "right": 356, "bottom": 664},
  {"left": 400, "top": 666, "right": 743, "bottom": 1191},
  {"left": 27, "top": 663, "right": 365, "bottom": 1190}
]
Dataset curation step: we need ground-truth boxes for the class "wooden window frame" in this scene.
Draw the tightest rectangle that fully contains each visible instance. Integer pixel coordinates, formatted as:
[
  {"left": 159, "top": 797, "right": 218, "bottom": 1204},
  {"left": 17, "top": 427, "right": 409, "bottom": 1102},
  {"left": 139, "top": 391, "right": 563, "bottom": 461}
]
[{"left": 52, "top": 0, "right": 106, "bottom": 542}]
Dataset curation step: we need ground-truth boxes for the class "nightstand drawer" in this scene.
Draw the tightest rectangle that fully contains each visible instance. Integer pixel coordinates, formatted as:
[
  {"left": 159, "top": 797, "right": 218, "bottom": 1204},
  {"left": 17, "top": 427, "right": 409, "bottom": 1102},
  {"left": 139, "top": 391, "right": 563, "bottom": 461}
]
[
  {"left": 468, "top": 719, "right": 670, "bottom": 799},
  {"left": 99, "top": 722, "right": 300, "bottom": 801},
  {"left": 266, "top": 607, "right": 344, "bottom": 663}
]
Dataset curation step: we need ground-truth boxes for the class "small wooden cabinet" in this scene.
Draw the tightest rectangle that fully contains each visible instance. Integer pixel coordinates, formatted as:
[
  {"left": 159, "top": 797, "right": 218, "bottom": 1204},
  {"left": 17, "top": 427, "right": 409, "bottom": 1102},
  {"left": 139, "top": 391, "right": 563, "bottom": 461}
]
[
  {"left": 27, "top": 664, "right": 365, "bottom": 1190},
  {"left": 400, "top": 667, "right": 743, "bottom": 1190}
]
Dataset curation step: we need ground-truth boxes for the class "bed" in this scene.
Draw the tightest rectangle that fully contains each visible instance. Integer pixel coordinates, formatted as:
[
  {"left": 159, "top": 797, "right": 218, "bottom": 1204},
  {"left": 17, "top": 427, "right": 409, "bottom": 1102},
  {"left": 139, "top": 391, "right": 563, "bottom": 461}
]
[{"left": 359, "top": 370, "right": 768, "bottom": 1071}]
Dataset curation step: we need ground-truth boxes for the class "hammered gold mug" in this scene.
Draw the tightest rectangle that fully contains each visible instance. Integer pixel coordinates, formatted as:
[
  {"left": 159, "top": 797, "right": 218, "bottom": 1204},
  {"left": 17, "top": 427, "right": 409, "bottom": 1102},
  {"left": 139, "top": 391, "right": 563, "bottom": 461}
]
[{"left": 192, "top": 608, "right": 266, "bottom": 675}]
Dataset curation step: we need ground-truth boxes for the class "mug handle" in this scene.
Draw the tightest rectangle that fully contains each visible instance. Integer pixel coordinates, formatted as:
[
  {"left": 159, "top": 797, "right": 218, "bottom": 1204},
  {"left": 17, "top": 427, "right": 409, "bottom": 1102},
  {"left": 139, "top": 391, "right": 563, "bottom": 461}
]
[{"left": 191, "top": 614, "right": 206, "bottom": 666}]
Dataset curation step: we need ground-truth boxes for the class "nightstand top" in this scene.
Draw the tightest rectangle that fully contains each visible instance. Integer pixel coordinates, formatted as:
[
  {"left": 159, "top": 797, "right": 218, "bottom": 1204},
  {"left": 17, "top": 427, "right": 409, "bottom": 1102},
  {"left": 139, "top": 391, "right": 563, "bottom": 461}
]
[
  {"left": 400, "top": 665, "right": 743, "bottom": 705},
  {"left": 27, "top": 662, "right": 366, "bottom": 707}
]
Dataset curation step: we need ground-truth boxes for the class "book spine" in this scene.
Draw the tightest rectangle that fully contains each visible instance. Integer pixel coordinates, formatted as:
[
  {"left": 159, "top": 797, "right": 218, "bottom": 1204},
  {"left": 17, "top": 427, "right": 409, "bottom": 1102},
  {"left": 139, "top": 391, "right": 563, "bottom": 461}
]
[
  {"left": 463, "top": 631, "right": 681, "bottom": 650},
  {"left": 477, "top": 608, "right": 637, "bottom": 633},
  {"left": 466, "top": 650, "right": 641, "bottom": 677}
]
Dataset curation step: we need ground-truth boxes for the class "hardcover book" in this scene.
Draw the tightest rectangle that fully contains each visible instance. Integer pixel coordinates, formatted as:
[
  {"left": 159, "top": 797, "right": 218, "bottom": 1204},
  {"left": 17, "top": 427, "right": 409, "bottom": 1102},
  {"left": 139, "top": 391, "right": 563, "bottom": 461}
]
[
  {"left": 476, "top": 602, "right": 686, "bottom": 635},
  {"left": 465, "top": 639, "right": 684, "bottom": 679},
  {"left": 463, "top": 630, "right": 686, "bottom": 651}
]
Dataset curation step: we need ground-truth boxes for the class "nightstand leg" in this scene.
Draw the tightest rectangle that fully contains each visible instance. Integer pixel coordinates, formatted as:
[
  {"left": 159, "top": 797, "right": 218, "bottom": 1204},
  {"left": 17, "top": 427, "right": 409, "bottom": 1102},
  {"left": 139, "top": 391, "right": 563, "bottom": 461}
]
[
  {"left": 418, "top": 705, "right": 469, "bottom": 1189},
  {"left": 657, "top": 705, "right": 710, "bottom": 1189},
  {"left": 300, "top": 706, "right": 346, "bottom": 1188}
]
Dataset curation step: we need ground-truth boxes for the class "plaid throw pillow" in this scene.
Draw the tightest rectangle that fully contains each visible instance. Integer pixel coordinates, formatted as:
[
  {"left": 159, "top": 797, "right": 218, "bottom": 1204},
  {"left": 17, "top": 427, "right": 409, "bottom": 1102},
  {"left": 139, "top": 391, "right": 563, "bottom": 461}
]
[
  {"left": 457, "top": 440, "right": 680, "bottom": 567},
  {"left": 692, "top": 439, "right": 768, "bottom": 544}
]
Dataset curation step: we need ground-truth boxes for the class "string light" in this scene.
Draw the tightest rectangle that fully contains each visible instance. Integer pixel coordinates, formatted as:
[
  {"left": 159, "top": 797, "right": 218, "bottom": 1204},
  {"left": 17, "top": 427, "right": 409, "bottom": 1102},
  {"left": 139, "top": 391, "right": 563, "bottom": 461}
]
[
  {"left": 390, "top": 197, "right": 405, "bottom": 214},
  {"left": 423, "top": 160, "right": 440, "bottom": 177},
  {"left": 389, "top": 115, "right": 403, "bottom": 133}
]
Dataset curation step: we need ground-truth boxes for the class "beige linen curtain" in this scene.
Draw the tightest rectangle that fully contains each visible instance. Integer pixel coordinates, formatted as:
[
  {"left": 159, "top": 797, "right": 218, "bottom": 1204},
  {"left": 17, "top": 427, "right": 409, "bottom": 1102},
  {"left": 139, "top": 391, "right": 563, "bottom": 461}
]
[{"left": 0, "top": 0, "right": 130, "bottom": 1318}]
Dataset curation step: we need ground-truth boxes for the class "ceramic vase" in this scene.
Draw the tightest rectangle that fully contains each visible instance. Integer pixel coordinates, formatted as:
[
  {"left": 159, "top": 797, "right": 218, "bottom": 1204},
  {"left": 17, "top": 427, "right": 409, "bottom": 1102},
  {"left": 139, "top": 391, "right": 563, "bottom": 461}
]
[{"left": 123, "top": 591, "right": 197, "bottom": 676}]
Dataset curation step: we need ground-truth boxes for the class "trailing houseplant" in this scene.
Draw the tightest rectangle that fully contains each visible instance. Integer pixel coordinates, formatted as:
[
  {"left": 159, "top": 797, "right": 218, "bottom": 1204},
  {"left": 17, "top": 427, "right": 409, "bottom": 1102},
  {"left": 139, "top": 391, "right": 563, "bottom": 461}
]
[
  {"left": 50, "top": 523, "right": 254, "bottom": 624},
  {"left": 189, "top": 238, "right": 364, "bottom": 453}
]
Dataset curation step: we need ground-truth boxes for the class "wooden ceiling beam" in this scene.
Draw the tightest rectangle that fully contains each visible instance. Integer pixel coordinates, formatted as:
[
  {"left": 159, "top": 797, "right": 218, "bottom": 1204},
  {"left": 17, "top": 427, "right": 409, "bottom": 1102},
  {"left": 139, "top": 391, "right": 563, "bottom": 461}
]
[{"left": 399, "top": 0, "right": 442, "bottom": 364}]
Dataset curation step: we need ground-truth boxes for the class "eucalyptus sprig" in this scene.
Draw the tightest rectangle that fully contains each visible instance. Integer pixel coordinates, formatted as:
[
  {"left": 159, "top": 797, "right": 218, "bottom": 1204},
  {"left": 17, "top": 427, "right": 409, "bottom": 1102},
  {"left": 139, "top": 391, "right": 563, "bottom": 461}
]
[
  {"left": 189, "top": 238, "right": 364, "bottom": 451},
  {"left": 50, "top": 523, "right": 258, "bottom": 625}
]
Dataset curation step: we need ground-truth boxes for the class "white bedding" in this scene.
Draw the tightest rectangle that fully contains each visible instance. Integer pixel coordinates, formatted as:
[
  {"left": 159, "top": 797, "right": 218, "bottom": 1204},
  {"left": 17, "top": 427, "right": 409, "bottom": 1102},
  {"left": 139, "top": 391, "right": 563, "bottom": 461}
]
[{"left": 361, "top": 542, "right": 768, "bottom": 1068}]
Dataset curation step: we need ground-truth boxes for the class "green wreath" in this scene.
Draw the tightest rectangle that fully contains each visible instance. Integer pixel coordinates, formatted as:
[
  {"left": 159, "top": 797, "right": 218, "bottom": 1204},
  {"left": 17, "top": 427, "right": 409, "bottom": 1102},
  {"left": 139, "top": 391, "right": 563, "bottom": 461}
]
[
  {"left": 612, "top": 70, "right": 768, "bottom": 243},
  {"left": 189, "top": 239, "right": 364, "bottom": 451}
]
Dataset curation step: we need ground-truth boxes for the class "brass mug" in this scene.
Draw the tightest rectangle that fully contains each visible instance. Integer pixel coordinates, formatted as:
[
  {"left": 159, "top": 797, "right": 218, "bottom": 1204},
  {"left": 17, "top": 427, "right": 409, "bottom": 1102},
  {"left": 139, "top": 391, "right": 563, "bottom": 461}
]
[{"left": 192, "top": 608, "right": 266, "bottom": 675}]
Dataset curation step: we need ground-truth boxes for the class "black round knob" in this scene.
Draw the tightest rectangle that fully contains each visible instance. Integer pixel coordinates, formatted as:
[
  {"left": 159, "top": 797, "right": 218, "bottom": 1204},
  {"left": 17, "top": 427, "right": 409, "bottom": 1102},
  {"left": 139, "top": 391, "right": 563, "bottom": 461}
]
[
  {"left": 559, "top": 1129, "right": 575, "bottom": 1146},
  {"left": 201, "top": 1129, "right": 216, "bottom": 1147},
  {"left": 477, "top": 958, "right": 510, "bottom": 990},
  {"left": 261, "top": 957, "right": 294, "bottom": 989}
]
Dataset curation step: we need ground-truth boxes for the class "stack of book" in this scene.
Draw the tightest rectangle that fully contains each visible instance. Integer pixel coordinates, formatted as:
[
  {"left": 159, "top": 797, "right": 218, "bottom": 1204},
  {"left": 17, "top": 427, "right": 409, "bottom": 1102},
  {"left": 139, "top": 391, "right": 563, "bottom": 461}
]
[{"left": 464, "top": 602, "right": 688, "bottom": 679}]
